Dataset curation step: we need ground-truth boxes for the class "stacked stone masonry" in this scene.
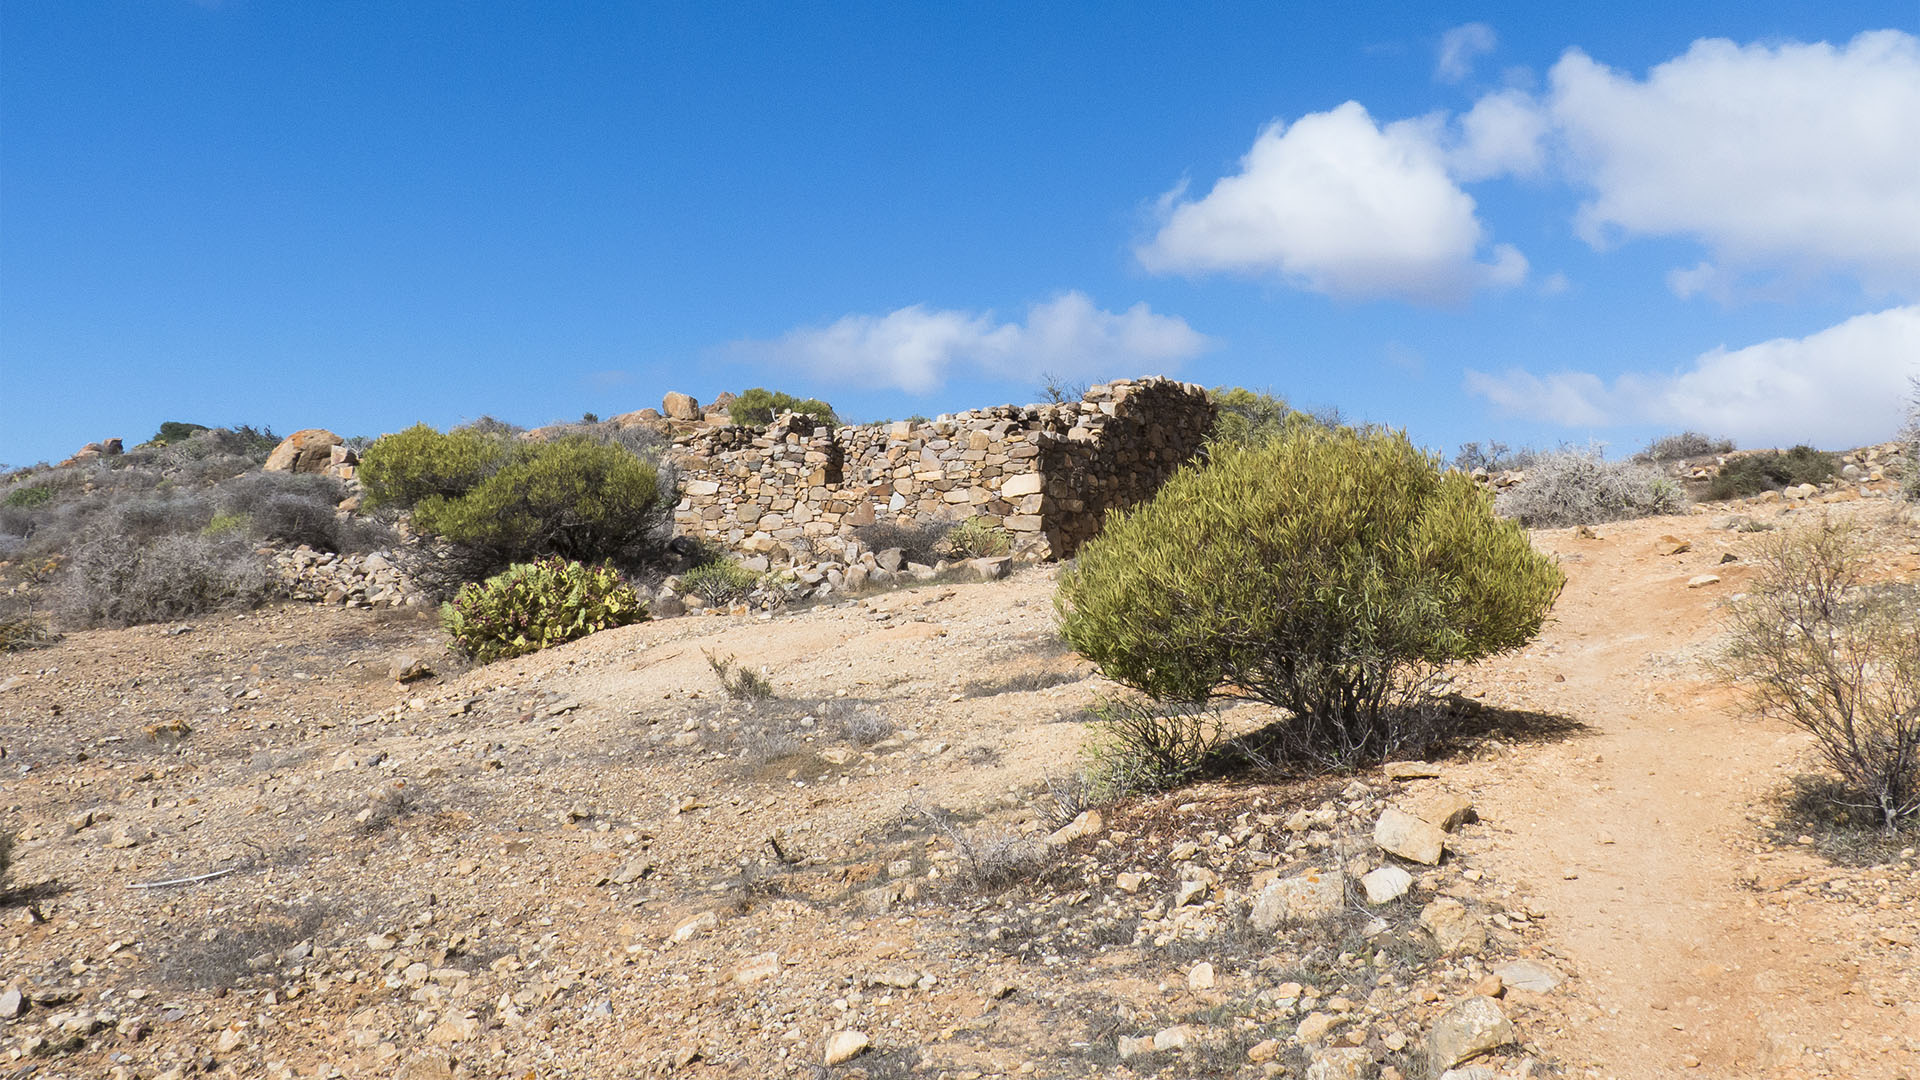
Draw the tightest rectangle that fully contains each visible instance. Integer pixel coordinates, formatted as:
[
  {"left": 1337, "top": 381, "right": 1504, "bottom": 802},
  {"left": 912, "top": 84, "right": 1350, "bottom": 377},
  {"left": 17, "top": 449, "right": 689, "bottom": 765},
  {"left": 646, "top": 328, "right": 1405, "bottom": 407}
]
[{"left": 666, "top": 377, "right": 1215, "bottom": 561}]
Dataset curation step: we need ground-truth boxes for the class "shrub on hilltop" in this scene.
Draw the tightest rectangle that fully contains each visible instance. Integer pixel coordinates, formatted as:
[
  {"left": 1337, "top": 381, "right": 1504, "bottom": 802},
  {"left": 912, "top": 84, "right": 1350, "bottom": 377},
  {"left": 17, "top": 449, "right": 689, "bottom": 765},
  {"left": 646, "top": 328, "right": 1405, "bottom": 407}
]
[
  {"left": 441, "top": 557, "right": 647, "bottom": 662},
  {"left": 1706, "top": 446, "right": 1836, "bottom": 501},
  {"left": 1059, "top": 425, "right": 1565, "bottom": 771},
  {"left": 727, "top": 388, "right": 838, "bottom": 428},
  {"left": 1640, "top": 431, "right": 1734, "bottom": 462},
  {"left": 1495, "top": 447, "right": 1688, "bottom": 527}
]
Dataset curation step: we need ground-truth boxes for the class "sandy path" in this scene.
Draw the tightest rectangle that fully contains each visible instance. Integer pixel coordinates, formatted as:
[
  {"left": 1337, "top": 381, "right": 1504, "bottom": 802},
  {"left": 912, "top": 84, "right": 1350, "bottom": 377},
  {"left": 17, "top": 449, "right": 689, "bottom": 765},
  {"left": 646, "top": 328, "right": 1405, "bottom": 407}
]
[{"left": 1455, "top": 513, "right": 1918, "bottom": 1079}]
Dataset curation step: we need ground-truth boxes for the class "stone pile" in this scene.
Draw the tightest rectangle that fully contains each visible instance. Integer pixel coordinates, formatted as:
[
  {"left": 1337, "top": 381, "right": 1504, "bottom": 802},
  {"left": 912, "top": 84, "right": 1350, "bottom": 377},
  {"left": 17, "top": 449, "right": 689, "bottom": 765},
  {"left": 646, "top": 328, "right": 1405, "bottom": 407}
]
[
  {"left": 666, "top": 376, "right": 1214, "bottom": 561},
  {"left": 270, "top": 547, "right": 427, "bottom": 609}
]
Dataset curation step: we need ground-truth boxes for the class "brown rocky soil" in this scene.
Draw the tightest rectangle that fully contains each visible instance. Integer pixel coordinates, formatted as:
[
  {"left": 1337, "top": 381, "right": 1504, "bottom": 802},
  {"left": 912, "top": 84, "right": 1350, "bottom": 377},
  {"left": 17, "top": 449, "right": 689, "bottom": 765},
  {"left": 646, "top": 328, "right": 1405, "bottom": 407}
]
[{"left": 2, "top": 497, "right": 1917, "bottom": 1080}]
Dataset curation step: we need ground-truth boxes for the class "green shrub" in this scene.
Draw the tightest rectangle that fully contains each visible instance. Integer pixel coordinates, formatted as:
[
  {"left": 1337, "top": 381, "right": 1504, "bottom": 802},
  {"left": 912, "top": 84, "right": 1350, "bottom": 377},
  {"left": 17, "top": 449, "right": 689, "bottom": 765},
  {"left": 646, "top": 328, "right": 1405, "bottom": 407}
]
[
  {"left": 1207, "top": 386, "right": 1325, "bottom": 448},
  {"left": 441, "top": 558, "right": 646, "bottom": 662},
  {"left": 1058, "top": 426, "right": 1564, "bottom": 770},
  {"left": 1707, "top": 446, "right": 1837, "bottom": 500},
  {"left": 727, "top": 388, "right": 838, "bottom": 428},
  {"left": 358, "top": 424, "right": 513, "bottom": 511},
  {"left": 705, "top": 650, "right": 775, "bottom": 700},
  {"left": 2, "top": 485, "right": 54, "bottom": 509},
  {"left": 679, "top": 559, "right": 762, "bottom": 605},
  {"left": 147, "top": 421, "right": 212, "bottom": 446},
  {"left": 1495, "top": 447, "right": 1689, "bottom": 526},
  {"left": 943, "top": 516, "right": 1011, "bottom": 558},
  {"left": 412, "top": 437, "right": 670, "bottom": 566},
  {"left": 1721, "top": 517, "right": 1919, "bottom": 829}
]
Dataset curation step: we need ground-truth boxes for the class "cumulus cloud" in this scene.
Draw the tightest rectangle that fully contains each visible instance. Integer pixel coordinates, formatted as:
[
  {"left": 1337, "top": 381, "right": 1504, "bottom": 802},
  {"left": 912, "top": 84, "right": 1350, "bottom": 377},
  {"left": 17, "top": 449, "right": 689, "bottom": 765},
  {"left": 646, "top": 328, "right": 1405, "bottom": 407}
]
[
  {"left": 1137, "top": 102, "right": 1526, "bottom": 304},
  {"left": 736, "top": 292, "right": 1213, "bottom": 394},
  {"left": 1464, "top": 305, "right": 1920, "bottom": 447},
  {"left": 1508, "top": 30, "right": 1920, "bottom": 296},
  {"left": 1436, "top": 23, "right": 1497, "bottom": 83}
]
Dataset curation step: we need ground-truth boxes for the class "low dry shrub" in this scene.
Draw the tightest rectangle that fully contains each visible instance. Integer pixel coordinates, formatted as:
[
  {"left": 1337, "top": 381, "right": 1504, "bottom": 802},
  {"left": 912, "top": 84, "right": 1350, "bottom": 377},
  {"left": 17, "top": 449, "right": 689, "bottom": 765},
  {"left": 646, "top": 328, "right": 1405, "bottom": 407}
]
[
  {"left": 441, "top": 558, "right": 646, "bottom": 662},
  {"left": 0, "top": 830, "right": 12, "bottom": 895},
  {"left": 1495, "top": 447, "right": 1688, "bottom": 526},
  {"left": 1721, "top": 517, "right": 1920, "bottom": 830},
  {"left": 1082, "top": 697, "right": 1223, "bottom": 797},
  {"left": 1708, "top": 446, "right": 1837, "bottom": 500},
  {"left": 1642, "top": 431, "right": 1734, "bottom": 461},
  {"left": 853, "top": 521, "right": 951, "bottom": 566},
  {"left": 943, "top": 516, "right": 1011, "bottom": 558},
  {"left": 1900, "top": 381, "right": 1919, "bottom": 501},
  {"left": 159, "top": 902, "right": 324, "bottom": 991},
  {"left": 680, "top": 560, "right": 761, "bottom": 605},
  {"left": 706, "top": 651, "right": 775, "bottom": 700},
  {"left": 1453, "top": 440, "right": 1537, "bottom": 473},
  {"left": 60, "top": 533, "right": 272, "bottom": 628}
]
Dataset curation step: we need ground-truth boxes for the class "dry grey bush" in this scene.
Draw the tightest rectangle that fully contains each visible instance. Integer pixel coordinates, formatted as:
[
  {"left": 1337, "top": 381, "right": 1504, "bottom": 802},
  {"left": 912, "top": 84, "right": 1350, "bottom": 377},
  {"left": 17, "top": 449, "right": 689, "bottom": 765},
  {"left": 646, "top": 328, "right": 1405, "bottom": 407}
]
[
  {"left": 158, "top": 901, "right": 324, "bottom": 990},
  {"left": 1496, "top": 446, "right": 1689, "bottom": 527},
  {"left": 1721, "top": 516, "right": 1920, "bottom": 830},
  {"left": 60, "top": 533, "right": 272, "bottom": 628}
]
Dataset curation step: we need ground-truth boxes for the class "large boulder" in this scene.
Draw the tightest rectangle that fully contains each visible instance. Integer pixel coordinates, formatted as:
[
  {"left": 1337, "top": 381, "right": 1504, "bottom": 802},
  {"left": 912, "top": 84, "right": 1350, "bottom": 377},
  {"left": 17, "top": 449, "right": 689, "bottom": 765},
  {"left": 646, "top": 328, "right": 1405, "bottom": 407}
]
[
  {"left": 662, "top": 392, "right": 701, "bottom": 421},
  {"left": 264, "top": 429, "right": 347, "bottom": 474}
]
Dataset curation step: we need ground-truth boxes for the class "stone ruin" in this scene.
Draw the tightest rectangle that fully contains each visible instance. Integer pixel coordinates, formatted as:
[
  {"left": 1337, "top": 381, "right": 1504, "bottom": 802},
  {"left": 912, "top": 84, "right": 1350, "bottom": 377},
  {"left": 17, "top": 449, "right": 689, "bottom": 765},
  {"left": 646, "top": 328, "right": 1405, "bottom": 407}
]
[{"left": 659, "top": 377, "right": 1216, "bottom": 562}]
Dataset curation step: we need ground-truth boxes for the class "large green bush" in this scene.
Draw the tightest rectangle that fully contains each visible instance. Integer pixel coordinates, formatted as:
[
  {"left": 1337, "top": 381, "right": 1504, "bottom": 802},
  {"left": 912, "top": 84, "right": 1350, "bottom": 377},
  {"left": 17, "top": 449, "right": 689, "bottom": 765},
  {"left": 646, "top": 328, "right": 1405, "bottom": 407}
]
[
  {"left": 358, "top": 424, "right": 513, "bottom": 511},
  {"left": 412, "top": 437, "right": 670, "bottom": 565},
  {"left": 358, "top": 426, "right": 672, "bottom": 570},
  {"left": 1058, "top": 426, "right": 1565, "bottom": 769},
  {"left": 1707, "top": 446, "right": 1837, "bottom": 500},
  {"left": 1207, "top": 386, "right": 1325, "bottom": 448},
  {"left": 442, "top": 558, "right": 647, "bottom": 662},
  {"left": 727, "top": 388, "right": 838, "bottom": 428}
]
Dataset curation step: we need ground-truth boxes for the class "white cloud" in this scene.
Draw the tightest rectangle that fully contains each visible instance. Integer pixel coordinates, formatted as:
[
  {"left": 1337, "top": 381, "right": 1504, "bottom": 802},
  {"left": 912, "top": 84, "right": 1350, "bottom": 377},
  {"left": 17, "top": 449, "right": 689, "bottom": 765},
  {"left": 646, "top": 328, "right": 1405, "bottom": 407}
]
[
  {"left": 737, "top": 292, "right": 1213, "bottom": 394},
  {"left": 1465, "top": 305, "right": 1920, "bottom": 447},
  {"left": 1545, "top": 31, "right": 1920, "bottom": 296},
  {"left": 1137, "top": 102, "right": 1525, "bottom": 304},
  {"left": 1436, "top": 23, "right": 1497, "bottom": 83},
  {"left": 1447, "top": 88, "right": 1548, "bottom": 181}
]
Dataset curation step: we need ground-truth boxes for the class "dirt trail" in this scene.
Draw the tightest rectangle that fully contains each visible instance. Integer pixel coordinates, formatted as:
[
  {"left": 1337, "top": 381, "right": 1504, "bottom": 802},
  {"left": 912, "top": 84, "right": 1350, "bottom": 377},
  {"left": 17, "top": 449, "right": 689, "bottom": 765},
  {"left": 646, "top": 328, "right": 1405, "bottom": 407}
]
[{"left": 1454, "top": 510, "right": 1919, "bottom": 1079}]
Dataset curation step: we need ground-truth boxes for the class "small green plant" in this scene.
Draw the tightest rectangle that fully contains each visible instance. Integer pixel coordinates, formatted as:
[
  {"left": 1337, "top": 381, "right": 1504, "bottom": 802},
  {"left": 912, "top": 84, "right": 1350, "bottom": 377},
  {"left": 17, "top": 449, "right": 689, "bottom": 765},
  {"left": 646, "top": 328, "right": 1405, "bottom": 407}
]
[
  {"left": 727, "top": 388, "right": 838, "bottom": 428},
  {"left": 1082, "top": 697, "right": 1224, "bottom": 798},
  {"left": 441, "top": 558, "right": 647, "bottom": 663},
  {"left": 1707, "top": 446, "right": 1837, "bottom": 500},
  {"left": 1059, "top": 426, "right": 1564, "bottom": 770},
  {"left": 0, "top": 611, "right": 59, "bottom": 651},
  {"left": 202, "top": 512, "right": 251, "bottom": 537},
  {"left": 942, "top": 516, "right": 1011, "bottom": 558},
  {"left": 2, "top": 485, "right": 54, "bottom": 509},
  {"left": 1721, "top": 517, "right": 1920, "bottom": 830},
  {"left": 706, "top": 651, "right": 775, "bottom": 700},
  {"left": 679, "top": 559, "right": 762, "bottom": 605}
]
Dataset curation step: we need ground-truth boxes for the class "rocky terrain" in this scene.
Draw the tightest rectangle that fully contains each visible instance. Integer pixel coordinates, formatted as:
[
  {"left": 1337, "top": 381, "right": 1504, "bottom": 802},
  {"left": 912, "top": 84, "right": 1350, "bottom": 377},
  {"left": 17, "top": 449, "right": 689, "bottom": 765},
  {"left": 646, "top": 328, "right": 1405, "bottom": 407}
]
[{"left": 3, "top": 488, "right": 1919, "bottom": 1079}]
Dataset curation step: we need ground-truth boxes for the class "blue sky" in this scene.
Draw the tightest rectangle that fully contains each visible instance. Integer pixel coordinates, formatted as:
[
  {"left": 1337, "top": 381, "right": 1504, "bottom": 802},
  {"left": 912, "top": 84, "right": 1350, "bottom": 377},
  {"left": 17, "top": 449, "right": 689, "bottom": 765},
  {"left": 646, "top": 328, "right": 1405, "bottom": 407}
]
[{"left": 3, "top": 2, "right": 1916, "bottom": 467}]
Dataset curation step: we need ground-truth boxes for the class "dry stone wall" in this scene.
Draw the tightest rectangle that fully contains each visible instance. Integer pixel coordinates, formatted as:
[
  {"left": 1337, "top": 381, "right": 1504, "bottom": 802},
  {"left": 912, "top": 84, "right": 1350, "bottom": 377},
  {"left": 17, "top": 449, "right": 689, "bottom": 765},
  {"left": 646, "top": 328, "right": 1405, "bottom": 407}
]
[{"left": 666, "top": 377, "right": 1214, "bottom": 562}]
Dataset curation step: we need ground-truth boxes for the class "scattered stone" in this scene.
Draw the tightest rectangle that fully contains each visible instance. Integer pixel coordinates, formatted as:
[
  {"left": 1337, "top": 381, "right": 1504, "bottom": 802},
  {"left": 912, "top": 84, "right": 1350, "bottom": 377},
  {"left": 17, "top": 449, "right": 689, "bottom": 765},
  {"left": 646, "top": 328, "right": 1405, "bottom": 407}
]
[
  {"left": 1046, "top": 809, "right": 1102, "bottom": 846},
  {"left": 1419, "top": 899, "right": 1486, "bottom": 955},
  {"left": 1251, "top": 869, "right": 1344, "bottom": 929},
  {"left": 1374, "top": 808, "right": 1445, "bottom": 865},
  {"left": 0, "top": 986, "right": 22, "bottom": 1019},
  {"left": 1686, "top": 574, "right": 1721, "bottom": 588},
  {"left": 102, "top": 826, "right": 140, "bottom": 850},
  {"left": 822, "top": 1029, "right": 871, "bottom": 1065},
  {"left": 671, "top": 910, "right": 717, "bottom": 943},
  {"left": 1152, "top": 1025, "right": 1193, "bottom": 1051},
  {"left": 1187, "top": 961, "right": 1215, "bottom": 990},
  {"left": 1493, "top": 959, "right": 1564, "bottom": 992},
  {"left": 1361, "top": 865, "right": 1414, "bottom": 905},
  {"left": 1427, "top": 996, "right": 1514, "bottom": 1072},
  {"left": 1306, "top": 1045, "right": 1373, "bottom": 1080},
  {"left": 1384, "top": 761, "right": 1443, "bottom": 780},
  {"left": 1248, "top": 1038, "right": 1281, "bottom": 1063},
  {"left": 730, "top": 951, "right": 780, "bottom": 986},
  {"left": 1174, "top": 876, "right": 1212, "bottom": 908},
  {"left": 1296, "top": 1011, "right": 1339, "bottom": 1043},
  {"left": 1115, "top": 871, "right": 1147, "bottom": 894},
  {"left": 662, "top": 392, "right": 702, "bottom": 421},
  {"left": 1406, "top": 792, "right": 1477, "bottom": 832},
  {"left": 611, "top": 858, "right": 654, "bottom": 885},
  {"left": 1473, "top": 974, "right": 1505, "bottom": 998},
  {"left": 388, "top": 654, "right": 434, "bottom": 682},
  {"left": 1117, "top": 1034, "right": 1155, "bottom": 1059}
]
